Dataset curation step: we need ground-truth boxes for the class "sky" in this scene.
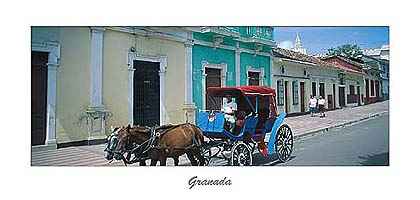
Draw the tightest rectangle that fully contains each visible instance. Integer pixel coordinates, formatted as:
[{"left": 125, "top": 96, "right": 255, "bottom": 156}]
[{"left": 273, "top": 27, "right": 389, "bottom": 55}]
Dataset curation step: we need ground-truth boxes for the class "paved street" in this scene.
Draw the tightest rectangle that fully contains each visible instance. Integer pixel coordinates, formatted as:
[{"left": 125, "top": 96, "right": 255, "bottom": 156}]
[
  {"left": 31, "top": 101, "right": 388, "bottom": 166},
  {"left": 254, "top": 113, "right": 389, "bottom": 166}
]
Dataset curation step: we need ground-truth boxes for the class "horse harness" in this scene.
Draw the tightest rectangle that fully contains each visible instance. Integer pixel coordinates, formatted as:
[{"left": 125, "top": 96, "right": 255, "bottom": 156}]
[{"left": 121, "top": 124, "right": 200, "bottom": 165}]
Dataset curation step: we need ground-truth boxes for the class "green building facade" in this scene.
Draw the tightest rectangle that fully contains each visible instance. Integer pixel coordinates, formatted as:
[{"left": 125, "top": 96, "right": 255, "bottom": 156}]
[{"left": 191, "top": 26, "right": 275, "bottom": 113}]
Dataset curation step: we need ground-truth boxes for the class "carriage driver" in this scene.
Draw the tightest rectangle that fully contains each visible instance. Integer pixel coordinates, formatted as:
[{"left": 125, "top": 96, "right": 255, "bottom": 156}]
[{"left": 222, "top": 96, "right": 237, "bottom": 132}]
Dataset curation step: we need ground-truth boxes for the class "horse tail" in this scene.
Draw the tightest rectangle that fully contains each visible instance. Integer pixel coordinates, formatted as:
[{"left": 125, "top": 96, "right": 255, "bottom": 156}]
[{"left": 192, "top": 124, "right": 204, "bottom": 146}]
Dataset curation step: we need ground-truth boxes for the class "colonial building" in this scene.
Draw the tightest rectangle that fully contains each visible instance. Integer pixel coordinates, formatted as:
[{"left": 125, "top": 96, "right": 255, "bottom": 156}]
[
  {"left": 361, "top": 55, "right": 389, "bottom": 101},
  {"left": 272, "top": 48, "right": 348, "bottom": 115},
  {"left": 321, "top": 55, "right": 367, "bottom": 106},
  {"left": 362, "top": 45, "right": 390, "bottom": 100},
  {"left": 190, "top": 27, "right": 276, "bottom": 113},
  {"left": 31, "top": 27, "right": 195, "bottom": 148}
]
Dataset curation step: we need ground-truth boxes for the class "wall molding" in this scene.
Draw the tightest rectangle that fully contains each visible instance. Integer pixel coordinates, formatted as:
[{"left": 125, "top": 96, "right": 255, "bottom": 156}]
[
  {"left": 246, "top": 65, "right": 265, "bottom": 86},
  {"left": 201, "top": 61, "right": 227, "bottom": 109},
  {"left": 31, "top": 41, "right": 60, "bottom": 148},
  {"left": 127, "top": 52, "right": 168, "bottom": 125}
]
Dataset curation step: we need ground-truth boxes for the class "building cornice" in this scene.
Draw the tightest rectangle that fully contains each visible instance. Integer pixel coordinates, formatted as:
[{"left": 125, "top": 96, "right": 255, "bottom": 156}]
[
  {"left": 194, "top": 39, "right": 272, "bottom": 57},
  {"left": 106, "top": 26, "right": 188, "bottom": 43}
]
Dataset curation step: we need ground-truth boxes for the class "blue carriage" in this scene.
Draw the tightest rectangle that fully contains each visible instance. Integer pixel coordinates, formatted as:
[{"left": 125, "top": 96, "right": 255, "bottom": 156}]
[{"left": 197, "top": 86, "right": 293, "bottom": 166}]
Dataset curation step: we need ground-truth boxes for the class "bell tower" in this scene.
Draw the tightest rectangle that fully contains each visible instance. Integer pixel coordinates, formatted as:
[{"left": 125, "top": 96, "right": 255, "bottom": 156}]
[{"left": 292, "top": 33, "right": 307, "bottom": 54}]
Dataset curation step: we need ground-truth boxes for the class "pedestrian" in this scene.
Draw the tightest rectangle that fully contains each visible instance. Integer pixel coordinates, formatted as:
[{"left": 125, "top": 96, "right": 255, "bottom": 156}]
[
  {"left": 318, "top": 96, "right": 326, "bottom": 118},
  {"left": 309, "top": 95, "right": 317, "bottom": 117}
]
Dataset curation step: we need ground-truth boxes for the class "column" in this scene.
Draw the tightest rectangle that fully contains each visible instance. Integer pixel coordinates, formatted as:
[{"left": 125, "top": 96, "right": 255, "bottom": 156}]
[
  {"left": 235, "top": 42, "right": 241, "bottom": 86},
  {"left": 184, "top": 33, "right": 193, "bottom": 104},
  {"left": 45, "top": 56, "right": 58, "bottom": 146},
  {"left": 90, "top": 27, "right": 105, "bottom": 108},
  {"left": 183, "top": 32, "right": 196, "bottom": 123},
  {"left": 87, "top": 27, "right": 106, "bottom": 141},
  {"left": 127, "top": 64, "right": 135, "bottom": 125}
]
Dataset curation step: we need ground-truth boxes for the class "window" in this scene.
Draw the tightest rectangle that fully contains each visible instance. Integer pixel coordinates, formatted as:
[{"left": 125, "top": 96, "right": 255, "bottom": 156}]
[
  {"left": 248, "top": 71, "right": 260, "bottom": 86},
  {"left": 319, "top": 83, "right": 325, "bottom": 98},
  {"left": 292, "top": 80, "right": 299, "bottom": 105},
  {"left": 349, "top": 85, "right": 355, "bottom": 95},
  {"left": 277, "top": 79, "right": 284, "bottom": 106},
  {"left": 312, "top": 82, "right": 317, "bottom": 96},
  {"left": 339, "top": 73, "right": 345, "bottom": 85},
  {"left": 370, "top": 80, "right": 375, "bottom": 96}
]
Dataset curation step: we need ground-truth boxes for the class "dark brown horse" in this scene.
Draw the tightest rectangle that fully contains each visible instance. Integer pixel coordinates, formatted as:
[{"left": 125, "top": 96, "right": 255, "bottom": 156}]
[{"left": 113, "top": 123, "right": 205, "bottom": 166}]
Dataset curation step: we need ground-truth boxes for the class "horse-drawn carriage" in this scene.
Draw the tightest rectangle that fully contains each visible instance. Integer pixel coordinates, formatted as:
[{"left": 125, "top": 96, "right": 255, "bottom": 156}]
[
  {"left": 104, "top": 86, "right": 293, "bottom": 166},
  {"left": 197, "top": 86, "right": 293, "bottom": 166}
]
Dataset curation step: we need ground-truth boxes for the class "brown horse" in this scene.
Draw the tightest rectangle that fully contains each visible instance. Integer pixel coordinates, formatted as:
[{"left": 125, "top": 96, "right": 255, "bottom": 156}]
[{"left": 113, "top": 123, "right": 205, "bottom": 166}]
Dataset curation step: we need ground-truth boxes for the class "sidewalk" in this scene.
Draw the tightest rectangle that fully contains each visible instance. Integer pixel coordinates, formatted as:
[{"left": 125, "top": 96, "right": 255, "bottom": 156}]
[
  {"left": 31, "top": 101, "right": 389, "bottom": 166},
  {"left": 285, "top": 100, "right": 389, "bottom": 138}
]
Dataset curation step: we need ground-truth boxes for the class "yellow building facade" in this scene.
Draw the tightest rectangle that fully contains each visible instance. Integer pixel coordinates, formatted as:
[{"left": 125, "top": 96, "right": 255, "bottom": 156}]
[{"left": 31, "top": 27, "right": 194, "bottom": 148}]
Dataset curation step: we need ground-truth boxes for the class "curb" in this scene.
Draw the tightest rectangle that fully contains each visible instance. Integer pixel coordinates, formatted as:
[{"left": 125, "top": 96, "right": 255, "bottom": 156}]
[{"left": 293, "top": 111, "right": 388, "bottom": 140}]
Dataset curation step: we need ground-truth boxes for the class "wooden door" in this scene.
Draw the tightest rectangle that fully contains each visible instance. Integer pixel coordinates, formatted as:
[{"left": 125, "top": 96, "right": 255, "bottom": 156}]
[
  {"left": 365, "top": 79, "right": 370, "bottom": 104},
  {"left": 319, "top": 83, "right": 325, "bottom": 98},
  {"left": 357, "top": 86, "right": 361, "bottom": 105},
  {"left": 300, "top": 82, "right": 305, "bottom": 112},
  {"left": 339, "top": 86, "right": 345, "bottom": 107},
  {"left": 332, "top": 84, "right": 336, "bottom": 109},
  {"left": 205, "top": 68, "right": 222, "bottom": 110},
  {"left": 31, "top": 51, "right": 48, "bottom": 146},
  {"left": 133, "top": 60, "right": 160, "bottom": 126},
  {"left": 327, "top": 95, "right": 333, "bottom": 109},
  {"left": 311, "top": 82, "right": 316, "bottom": 96}
]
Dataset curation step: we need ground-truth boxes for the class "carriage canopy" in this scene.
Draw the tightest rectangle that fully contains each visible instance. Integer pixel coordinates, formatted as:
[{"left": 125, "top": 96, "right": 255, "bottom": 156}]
[
  {"left": 206, "top": 86, "right": 278, "bottom": 118},
  {"left": 207, "top": 86, "right": 276, "bottom": 97}
]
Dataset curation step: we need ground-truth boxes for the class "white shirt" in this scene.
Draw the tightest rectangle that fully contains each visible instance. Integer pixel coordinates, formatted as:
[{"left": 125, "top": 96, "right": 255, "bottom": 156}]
[
  {"left": 318, "top": 99, "right": 326, "bottom": 105},
  {"left": 223, "top": 101, "right": 237, "bottom": 114},
  {"left": 309, "top": 98, "right": 317, "bottom": 108}
]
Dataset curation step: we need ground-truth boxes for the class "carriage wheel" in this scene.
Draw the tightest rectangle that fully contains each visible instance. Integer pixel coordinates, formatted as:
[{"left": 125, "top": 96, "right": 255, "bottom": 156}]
[
  {"left": 275, "top": 124, "right": 293, "bottom": 162},
  {"left": 201, "top": 147, "right": 212, "bottom": 166},
  {"left": 230, "top": 142, "right": 253, "bottom": 166}
]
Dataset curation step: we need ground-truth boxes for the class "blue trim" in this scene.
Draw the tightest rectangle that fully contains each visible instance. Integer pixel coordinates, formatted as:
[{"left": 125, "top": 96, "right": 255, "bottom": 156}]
[{"left": 267, "top": 112, "right": 287, "bottom": 155}]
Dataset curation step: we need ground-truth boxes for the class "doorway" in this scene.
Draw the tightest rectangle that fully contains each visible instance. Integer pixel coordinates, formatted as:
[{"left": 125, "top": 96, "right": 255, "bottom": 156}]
[
  {"left": 365, "top": 79, "right": 370, "bottom": 104},
  {"left": 133, "top": 60, "right": 161, "bottom": 127},
  {"left": 32, "top": 51, "right": 48, "bottom": 146},
  {"left": 300, "top": 82, "right": 305, "bottom": 112},
  {"left": 311, "top": 82, "right": 316, "bottom": 97},
  {"left": 332, "top": 84, "right": 336, "bottom": 109},
  {"left": 339, "top": 86, "right": 345, "bottom": 107},
  {"left": 205, "top": 68, "right": 222, "bottom": 110},
  {"left": 319, "top": 83, "right": 325, "bottom": 98}
]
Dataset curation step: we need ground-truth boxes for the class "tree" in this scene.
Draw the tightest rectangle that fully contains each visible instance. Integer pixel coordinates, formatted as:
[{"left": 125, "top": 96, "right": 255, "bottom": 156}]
[{"left": 326, "top": 44, "right": 363, "bottom": 60}]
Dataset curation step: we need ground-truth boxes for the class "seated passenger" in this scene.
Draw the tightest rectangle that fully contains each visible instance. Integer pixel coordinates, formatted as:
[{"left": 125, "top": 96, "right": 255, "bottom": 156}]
[{"left": 222, "top": 96, "right": 237, "bottom": 132}]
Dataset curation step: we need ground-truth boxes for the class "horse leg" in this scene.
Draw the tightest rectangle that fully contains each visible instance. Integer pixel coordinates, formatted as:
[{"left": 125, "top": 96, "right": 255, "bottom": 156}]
[
  {"left": 139, "top": 160, "right": 146, "bottom": 166},
  {"left": 173, "top": 157, "right": 179, "bottom": 166},
  {"left": 150, "top": 159, "right": 158, "bottom": 166},
  {"left": 186, "top": 151, "right": 198, "bottom": 166},
  {"left": 160, "top": 157, "right": 167, "bottom": 166},
  {"left": 194, "top": 148, "right": 206, "bottom": 166}
]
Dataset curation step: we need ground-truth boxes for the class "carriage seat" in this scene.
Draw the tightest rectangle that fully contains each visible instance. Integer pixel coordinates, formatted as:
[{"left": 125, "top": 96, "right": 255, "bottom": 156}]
[{"left": 239, "top": 114, "right": 259, "bottom": 136}]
